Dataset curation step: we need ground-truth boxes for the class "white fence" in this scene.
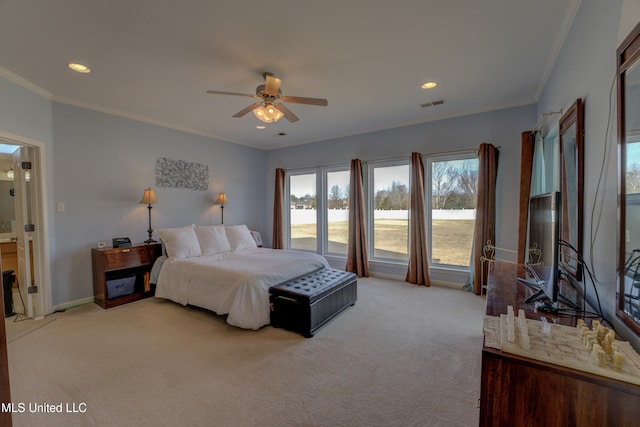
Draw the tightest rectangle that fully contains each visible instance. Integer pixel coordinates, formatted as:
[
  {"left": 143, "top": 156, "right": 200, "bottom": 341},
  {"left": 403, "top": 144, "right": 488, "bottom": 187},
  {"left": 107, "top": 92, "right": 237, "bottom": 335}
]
[{"left": 290, "top": 209, "right": 476, "bottom": 225}]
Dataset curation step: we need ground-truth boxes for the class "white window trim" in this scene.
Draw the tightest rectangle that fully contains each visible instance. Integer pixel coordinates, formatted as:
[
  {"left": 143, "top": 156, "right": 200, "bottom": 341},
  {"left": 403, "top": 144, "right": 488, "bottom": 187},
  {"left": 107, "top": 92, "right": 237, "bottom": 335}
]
[
  {"left": 423, "top": 150, "right": 477, "bottom": 270},
  {"left": 323, "top": 165, "right": 350, "bottom": 256},
  {"left": 285, "top": 169, "right": 317, "bottom": 251},
  {"left": 368, "top": 158, "right": 410, "bottom": 262},
  {"left": 283, "top": 150, "right": 478, "bottom": 275}
]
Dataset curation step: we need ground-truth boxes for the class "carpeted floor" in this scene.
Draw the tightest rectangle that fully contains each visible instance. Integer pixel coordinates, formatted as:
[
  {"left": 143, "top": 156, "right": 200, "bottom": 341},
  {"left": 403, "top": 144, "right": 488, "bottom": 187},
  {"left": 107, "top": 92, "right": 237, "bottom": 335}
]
[
  {"left": 6, "top": 277, "right": 485, "bottom": 427},
  {"left": 4, "top": 288, "right": 57, "bottom": 343}
]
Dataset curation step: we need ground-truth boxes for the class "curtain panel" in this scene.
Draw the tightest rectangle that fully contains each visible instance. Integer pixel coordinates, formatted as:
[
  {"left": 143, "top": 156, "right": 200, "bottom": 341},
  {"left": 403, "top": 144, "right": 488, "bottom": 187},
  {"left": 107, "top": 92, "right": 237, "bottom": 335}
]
[
  {"left": 272, "top": 168, "right": 285, "bottom": 249},
  {"left": 346, "top": 159, "right": 369, "bottom": 277},
  {"left": 406, "top": 153, "right": 431, "bottom": 286},
  {"left": 472, "top": 143, "right": 499, "bottom": 295},
  {"left": 516, "top": 131, "right": 535, "bottom": 264},
  {"left": 531, "top": 132, "right": 547, "bottom": 196}
]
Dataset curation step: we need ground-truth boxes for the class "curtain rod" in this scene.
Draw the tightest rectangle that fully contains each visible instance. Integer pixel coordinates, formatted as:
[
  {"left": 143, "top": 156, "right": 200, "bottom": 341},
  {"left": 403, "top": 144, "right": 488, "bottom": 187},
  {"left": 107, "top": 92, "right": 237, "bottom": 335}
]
[
  {"left": 282, "top": 146, "right": 499, "bottom": 173},
  {"left": 531, "top": 110, "right": 563, "bottom": 135}
]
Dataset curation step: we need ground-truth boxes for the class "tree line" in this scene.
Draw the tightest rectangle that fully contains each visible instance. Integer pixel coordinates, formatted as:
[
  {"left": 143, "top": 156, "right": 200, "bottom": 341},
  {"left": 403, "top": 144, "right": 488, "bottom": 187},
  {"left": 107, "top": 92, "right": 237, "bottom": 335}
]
[{"left": 291, "top": 160, "right": 478, "bottom": 210}]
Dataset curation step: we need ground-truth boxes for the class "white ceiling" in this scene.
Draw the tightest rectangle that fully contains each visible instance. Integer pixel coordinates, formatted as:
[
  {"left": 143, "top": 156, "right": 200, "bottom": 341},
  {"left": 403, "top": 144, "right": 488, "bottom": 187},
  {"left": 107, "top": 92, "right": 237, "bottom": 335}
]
[{"left": 0, "top": 0, "right": 580, "bottom": 150}]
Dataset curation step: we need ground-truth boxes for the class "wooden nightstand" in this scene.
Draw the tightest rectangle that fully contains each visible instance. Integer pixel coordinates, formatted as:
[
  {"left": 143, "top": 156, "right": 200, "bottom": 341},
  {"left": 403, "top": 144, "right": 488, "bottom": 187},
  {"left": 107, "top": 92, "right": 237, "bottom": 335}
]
[{"left": 92, "top": 243, "right": 162, "bottom": 309}]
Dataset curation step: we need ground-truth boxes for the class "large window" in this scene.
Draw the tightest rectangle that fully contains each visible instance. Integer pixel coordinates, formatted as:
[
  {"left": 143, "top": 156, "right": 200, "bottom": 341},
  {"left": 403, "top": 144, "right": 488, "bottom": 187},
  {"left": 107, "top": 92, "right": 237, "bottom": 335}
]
[
  {"left": 283, "top": 151, "right": 478, "bottom": 271},
  {"left": 428, "top": 155, "right": 478, "bottom": 267},
  {"left": 289, "top": 172, "right": 316, "bottom": 251},
  {"left": 325, "top": 169, "right": 350, "bottom": 255},
  {"left": 370, "top": 162, "right": 409, "bottom": 261}
]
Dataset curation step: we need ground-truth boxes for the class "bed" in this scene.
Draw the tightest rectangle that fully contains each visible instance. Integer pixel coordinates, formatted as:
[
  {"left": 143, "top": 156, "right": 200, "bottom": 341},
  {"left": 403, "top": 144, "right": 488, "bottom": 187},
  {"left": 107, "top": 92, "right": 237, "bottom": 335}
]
[{"left": 152, "top": 224, "right": 329, "bottom": 330}]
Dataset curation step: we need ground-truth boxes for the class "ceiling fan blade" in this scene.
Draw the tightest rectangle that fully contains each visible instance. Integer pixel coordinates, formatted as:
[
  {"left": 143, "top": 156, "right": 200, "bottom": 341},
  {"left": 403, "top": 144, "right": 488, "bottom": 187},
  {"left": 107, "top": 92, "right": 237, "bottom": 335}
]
[
  {"left": 207, "top": 90, "right": 256, "bottom": 98},
  {"left": 273, "top": 103, "right": 299, "bottom": 122},
  {"left": 232, "top": 102, "right": 263, "bottom": 118},
  {"left": 264, "top": 74, "right": 282, "bottom": 96},
  {"left": 281, "top": 95, "right": 328, "bottom": 106}
]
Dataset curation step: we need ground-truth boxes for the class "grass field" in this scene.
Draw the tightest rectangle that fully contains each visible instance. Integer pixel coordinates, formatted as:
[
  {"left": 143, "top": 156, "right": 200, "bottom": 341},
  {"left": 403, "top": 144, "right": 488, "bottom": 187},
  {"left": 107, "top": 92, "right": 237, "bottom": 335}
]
[{"left": 291, "top": 219, "right": 474, "bottom": 266}]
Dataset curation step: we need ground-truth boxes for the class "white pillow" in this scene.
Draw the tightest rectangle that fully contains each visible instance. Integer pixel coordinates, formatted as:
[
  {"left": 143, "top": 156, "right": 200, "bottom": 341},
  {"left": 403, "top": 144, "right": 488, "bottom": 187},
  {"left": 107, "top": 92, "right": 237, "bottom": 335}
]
[
  {"left": 195, "top": 225, "right": 231, "bottom": 255},
  {"left": 225, "top": 225, "right": 257, "bottom": 251},
  {"left": 157, "top": 225, "right": 202, "bottom": 259}
]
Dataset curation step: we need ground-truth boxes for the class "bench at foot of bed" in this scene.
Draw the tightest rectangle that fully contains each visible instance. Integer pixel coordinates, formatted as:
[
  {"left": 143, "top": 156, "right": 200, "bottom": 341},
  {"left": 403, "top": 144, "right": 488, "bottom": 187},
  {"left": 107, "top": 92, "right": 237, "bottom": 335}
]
[{"left": 269, "top": 268, "right": 357, "bottom": 338}]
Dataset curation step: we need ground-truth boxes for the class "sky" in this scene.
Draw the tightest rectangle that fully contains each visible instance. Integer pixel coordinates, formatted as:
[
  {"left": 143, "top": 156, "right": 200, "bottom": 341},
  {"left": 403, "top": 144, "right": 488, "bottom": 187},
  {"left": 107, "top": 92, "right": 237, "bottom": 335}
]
[
  {"left": 290, "top": 166, "right": 410, "bottom": 198},
  {"left": 628, "top": 141, "right": 640, "bottom": 167},
  {"left": 288, "top": 160, "right": 477, "bottom": 197}
]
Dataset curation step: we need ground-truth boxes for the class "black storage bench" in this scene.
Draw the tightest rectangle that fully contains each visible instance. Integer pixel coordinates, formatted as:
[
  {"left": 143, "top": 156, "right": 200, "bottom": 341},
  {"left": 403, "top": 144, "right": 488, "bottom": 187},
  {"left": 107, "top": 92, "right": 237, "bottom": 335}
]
[{"left": 270, "top": 268, "right": 357, "bottom": 337}]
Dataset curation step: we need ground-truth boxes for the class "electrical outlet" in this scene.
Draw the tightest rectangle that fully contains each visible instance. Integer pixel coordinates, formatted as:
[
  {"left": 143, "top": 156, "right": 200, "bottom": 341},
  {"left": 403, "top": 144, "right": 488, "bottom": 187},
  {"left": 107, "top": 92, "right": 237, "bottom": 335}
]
[
  {"left": 57, "top": 202, "right": 65, "bottom": 212},
  {"left": 28, "top": 285, "right": 38, "bottom": 294}
]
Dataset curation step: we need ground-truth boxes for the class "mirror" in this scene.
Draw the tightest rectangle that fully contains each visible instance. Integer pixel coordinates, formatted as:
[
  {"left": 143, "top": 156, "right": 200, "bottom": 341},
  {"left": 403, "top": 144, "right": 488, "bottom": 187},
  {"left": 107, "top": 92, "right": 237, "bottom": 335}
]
[
  {"left": 558, "top": 99, "right": 583, "bottom": 281},
  {"left": 617, "top": 21, "right": 640, "bottom": 335}
]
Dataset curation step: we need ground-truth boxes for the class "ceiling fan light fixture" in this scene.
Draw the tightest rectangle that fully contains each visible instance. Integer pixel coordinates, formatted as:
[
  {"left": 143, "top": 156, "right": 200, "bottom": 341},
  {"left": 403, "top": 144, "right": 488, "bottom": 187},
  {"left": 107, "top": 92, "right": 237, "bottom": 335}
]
[{"left": 253, "top": 104, "right": 284, "bottom": 123}]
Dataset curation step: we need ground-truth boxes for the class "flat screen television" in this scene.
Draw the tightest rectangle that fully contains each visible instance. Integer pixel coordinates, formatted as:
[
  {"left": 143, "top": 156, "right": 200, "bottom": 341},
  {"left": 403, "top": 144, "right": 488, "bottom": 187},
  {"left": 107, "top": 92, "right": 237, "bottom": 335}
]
[{"left": 524, "top": 191, "right": 561, "bottom": 307}]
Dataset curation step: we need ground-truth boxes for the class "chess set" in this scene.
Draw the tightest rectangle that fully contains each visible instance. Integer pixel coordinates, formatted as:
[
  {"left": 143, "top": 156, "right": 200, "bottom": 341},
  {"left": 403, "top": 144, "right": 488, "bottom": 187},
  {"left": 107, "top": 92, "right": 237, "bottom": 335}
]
[{"left": 483, "top": 306, "right": 640, "bottom": 385}]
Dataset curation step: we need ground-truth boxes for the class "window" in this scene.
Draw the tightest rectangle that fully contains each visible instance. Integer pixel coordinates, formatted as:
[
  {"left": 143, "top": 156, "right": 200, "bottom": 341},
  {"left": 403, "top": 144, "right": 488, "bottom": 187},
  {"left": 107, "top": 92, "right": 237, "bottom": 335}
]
[
  {"left": 288, "top": 172, "right": 317, "bottom": 251},
  {"left": 370, "top": 162, "right": 410, "bottom": 261},
  {"left": 325, "top": 169, "right": 350, "bottom": 255},
  {"left": 283, "top": 151, "right": 478, "bottom": 272},
  {"left": 428, "top": 155, "right": 478, "bottom": 267}
]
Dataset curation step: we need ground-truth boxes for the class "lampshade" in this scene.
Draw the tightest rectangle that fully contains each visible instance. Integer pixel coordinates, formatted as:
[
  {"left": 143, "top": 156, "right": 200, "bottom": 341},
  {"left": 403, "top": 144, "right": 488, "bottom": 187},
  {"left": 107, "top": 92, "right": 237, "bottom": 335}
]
[
  {"left": 216, "top": 192, "right": 228, "bottom": 205},
  {"left": 139, "top": 187, "right": 158, "bottom": 205},
  {"left": 253, "top": 104, "right": 284, "bottom": 123}
]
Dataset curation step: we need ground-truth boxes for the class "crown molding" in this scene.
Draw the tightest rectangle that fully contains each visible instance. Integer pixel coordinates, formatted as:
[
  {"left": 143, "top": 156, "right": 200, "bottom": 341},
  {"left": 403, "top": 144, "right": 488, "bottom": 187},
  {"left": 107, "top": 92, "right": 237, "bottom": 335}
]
[{"left": 0, "top": 66, "right": 52, "bottom": 100}]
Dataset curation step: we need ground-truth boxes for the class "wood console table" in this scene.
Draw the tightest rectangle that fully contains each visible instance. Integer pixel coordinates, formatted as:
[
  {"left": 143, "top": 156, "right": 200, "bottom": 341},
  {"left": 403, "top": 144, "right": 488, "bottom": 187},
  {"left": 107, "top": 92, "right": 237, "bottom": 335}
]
[{"left": 480, "top": 262, "right": 640, "bottom": 426}]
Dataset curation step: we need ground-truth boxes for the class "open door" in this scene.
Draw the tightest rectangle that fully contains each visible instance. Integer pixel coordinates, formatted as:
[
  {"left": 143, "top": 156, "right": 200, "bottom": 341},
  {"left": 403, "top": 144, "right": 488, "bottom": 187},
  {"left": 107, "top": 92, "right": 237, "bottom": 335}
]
[{"left": 12, "top": 146, "right": 44, "bottom": 318}]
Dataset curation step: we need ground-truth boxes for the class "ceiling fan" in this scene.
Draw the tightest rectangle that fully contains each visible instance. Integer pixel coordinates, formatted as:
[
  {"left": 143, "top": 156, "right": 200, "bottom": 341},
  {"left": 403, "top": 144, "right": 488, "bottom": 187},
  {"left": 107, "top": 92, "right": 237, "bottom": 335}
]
[{"left": 206, "top": 72, "right": 328, "bottom": 123}]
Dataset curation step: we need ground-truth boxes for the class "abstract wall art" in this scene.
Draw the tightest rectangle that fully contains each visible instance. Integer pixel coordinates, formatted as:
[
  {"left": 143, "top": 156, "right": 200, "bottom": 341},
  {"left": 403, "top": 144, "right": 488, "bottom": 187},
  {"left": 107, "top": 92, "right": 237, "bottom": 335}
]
[{"left": 155, "top": 157, "right": 209, "bottom": 191}]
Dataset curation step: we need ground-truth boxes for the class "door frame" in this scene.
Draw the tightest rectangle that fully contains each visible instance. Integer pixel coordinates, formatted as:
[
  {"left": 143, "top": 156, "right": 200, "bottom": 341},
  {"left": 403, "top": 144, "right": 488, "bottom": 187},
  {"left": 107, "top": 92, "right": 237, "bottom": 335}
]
[{"left": 0, "top": 130, "right": 51, "bottom": 319}]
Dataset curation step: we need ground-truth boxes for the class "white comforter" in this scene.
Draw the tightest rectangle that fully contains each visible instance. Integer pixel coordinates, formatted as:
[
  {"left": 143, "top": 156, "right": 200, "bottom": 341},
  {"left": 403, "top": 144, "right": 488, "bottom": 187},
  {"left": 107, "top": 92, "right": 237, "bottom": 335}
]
[{"left": 155, "top": 248, "right": 329, "bottom": 330}]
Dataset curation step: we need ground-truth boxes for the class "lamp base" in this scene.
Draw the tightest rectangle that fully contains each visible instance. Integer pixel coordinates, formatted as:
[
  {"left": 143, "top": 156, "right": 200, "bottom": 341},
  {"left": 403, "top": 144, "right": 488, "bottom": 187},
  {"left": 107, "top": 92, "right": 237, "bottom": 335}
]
[{"left": 144, "top": 238, "right": 157, "bottom": 244}]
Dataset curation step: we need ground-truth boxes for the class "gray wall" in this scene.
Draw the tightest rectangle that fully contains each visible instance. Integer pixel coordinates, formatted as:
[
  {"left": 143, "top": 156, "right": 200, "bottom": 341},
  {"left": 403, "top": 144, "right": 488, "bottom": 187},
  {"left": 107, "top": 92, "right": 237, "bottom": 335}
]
[
  {"left": 536, "top": 0, "right": 637, "bottom": 343},
  {"left": 49, "top": 103, "right": 266, "bottom": 305}
]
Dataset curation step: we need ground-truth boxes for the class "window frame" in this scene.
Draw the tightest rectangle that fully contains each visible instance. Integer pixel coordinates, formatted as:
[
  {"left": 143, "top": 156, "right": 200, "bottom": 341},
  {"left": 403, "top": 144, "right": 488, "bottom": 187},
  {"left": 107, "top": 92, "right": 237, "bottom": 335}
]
[
  {"left": 367, "top": 158, "right": 411, "bottom": 263},
  {"left": 282, "top": 150, "right": 478, "bottom": 274},
  {"left": 285, "top": 169, "right": 318, "bottom": 252},
  {"left": 424, "top": 150, "right": 478, "bottom": 269},
  {"left": 323, "top": 165, "right": 351, "bottom": 256}
]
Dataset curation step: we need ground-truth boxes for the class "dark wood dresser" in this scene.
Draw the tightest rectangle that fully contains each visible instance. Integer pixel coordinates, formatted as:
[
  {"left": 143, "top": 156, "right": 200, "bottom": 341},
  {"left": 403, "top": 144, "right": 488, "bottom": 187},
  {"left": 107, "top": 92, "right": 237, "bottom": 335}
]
[{"left": 480, "top": 262, "right": 640, "bottom": 426}]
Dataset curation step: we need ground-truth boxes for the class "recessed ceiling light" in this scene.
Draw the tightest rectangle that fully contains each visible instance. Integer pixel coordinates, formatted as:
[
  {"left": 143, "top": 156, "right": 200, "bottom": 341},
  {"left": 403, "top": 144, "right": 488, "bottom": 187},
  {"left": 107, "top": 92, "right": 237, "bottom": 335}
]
[
  {"left": 421, "top": 81, "right": 437, "bottom": 89},
  {"left": 256, "top": 125, "right": 266, "bottom": 129},
  {"left": 68, "top": 63, "right": 91, "bottom": 73}
]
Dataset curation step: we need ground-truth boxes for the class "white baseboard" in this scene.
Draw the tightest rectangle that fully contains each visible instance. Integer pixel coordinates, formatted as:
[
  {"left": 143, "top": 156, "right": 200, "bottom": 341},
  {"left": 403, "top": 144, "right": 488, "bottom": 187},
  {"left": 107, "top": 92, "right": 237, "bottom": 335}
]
[{"left": 50, "top": 296, "right": 95, "bottom": 314}]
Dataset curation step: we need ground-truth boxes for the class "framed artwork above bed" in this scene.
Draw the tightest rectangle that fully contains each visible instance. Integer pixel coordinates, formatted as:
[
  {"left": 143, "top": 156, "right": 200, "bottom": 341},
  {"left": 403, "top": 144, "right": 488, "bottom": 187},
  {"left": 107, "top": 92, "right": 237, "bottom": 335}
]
[{"left": 155, "top": 157, "right": 208, "bottom": 191}]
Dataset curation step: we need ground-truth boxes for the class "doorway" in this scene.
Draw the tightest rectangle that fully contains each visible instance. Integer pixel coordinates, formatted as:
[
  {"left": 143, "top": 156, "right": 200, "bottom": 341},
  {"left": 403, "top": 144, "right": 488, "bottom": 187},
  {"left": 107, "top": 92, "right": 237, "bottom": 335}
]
[{"left": 0, "top": 135, "right": 48, "bottom": 320}]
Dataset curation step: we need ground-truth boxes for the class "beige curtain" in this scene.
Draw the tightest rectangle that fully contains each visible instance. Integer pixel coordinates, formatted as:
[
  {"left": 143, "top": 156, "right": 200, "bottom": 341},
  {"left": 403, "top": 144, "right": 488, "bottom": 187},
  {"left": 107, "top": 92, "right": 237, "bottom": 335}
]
[
  {"left": 272, "top": 168, "right": 285, "bottom": 249},
  {"left": 406, "top": 153, "right": 431, "bottom": 286},
  {"left": 346, "top": 159, "right": 369, "bottom": 277},
  {"left": 517, "top": 131, "right": 535, "bottom": 264},
  {"left": 472, "top": 143, "right": 499, "bottom": 295}
]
